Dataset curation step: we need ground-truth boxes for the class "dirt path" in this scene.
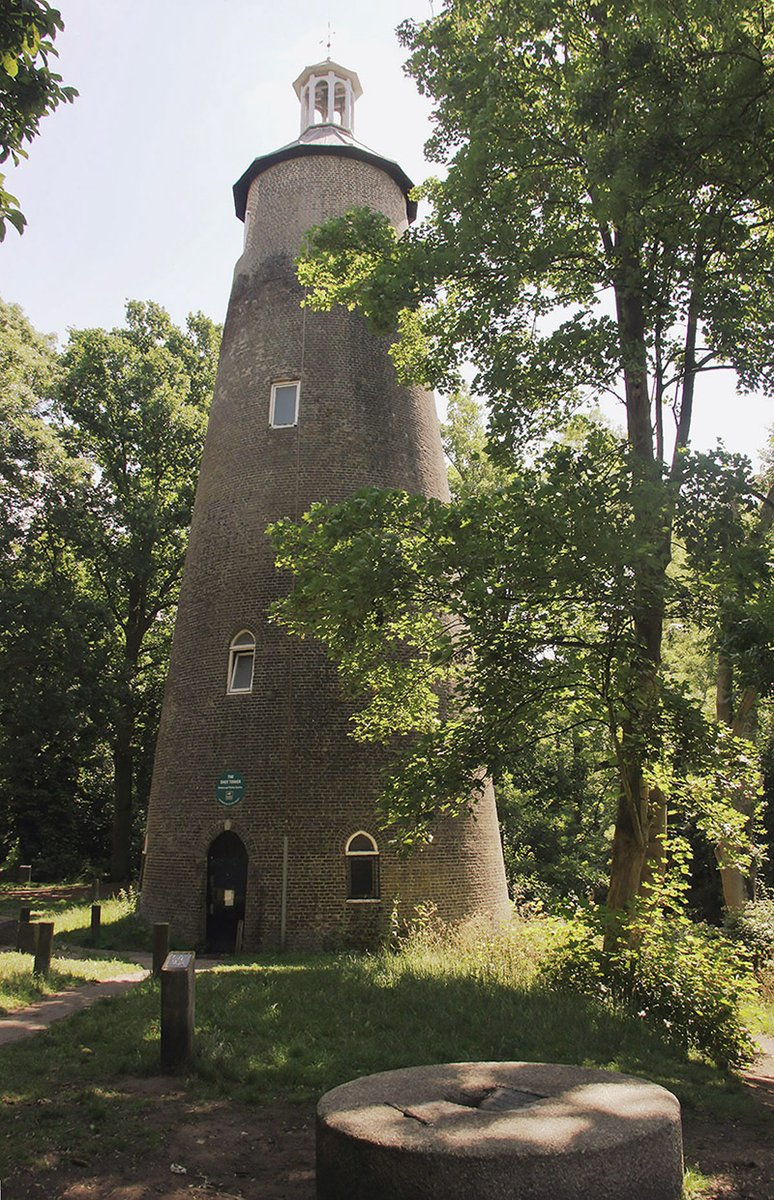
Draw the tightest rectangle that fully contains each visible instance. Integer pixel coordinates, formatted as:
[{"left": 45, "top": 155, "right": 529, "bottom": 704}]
[
  {"left": 4, "top": 1083, "right": 317, "bottom": 1200},
  {"left": 681, "top": 1038, "right": 774, "bottom": 1199},
  {"left": 0, "top": 970, "right": 148, "bottom": 1046}
]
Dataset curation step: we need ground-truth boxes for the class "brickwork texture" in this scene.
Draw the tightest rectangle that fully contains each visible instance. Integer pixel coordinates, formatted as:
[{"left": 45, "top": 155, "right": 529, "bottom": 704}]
[{"left": 140, "top": 139, "right": 510, "bottom": 950}]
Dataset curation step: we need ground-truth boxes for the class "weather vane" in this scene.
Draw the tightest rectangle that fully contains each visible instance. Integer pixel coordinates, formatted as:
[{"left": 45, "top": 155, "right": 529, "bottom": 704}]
[{"left": 321, "top": 20, "right": 335, "bottom": 58}]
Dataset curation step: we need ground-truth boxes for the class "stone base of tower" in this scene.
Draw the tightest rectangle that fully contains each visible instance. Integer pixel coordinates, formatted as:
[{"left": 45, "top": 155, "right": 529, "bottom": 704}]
[{"left": 139, "top": 784, "right": 510, "bottom": 954}]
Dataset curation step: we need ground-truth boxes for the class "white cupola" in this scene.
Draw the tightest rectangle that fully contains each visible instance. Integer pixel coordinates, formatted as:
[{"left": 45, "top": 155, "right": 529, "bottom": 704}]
[{"left": 293, "top": 61, "right": 363, "bottom": 138}]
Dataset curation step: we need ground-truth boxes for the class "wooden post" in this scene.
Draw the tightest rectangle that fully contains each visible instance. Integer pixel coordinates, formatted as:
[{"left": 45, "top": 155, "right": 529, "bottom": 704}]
[
  {"left": 20, "top": 921, "right": 40, "bottom": 957},
  {"left": 160, "top": 951, "right": 196, "bottom": 1073},
  {"left": 16, "top": 908, "right": 36, "bottom": 954},
  {"left": 91, "top": 878, "right": 100, "bottom": 903},
  {"left": 17, "top": 864, "right": 31, "bottom": 884},
  {"left": 153, "top": 923, "right": 170, "bottom": 977},
  {"left": 16, "top": 906, "right": 31, "bottom": 951},
  {"left": 33, "top": 921, "right": 54, "bottom": 976},
  {"left": 90, "top": 904, "right": 101, "bottom": 946}
]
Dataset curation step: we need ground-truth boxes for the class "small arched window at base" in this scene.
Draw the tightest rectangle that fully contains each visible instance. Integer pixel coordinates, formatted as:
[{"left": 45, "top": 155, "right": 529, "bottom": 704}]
[
  {"left": 227, "top": 630, "right": 255, "bottom": 694},
  {"left": 346, "top": 831, "right": 380, "bottom": 901}
]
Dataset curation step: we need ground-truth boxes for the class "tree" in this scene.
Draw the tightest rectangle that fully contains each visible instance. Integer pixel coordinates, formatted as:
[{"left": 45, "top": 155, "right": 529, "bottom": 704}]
[
  {"left": 294, "top": 0, "right": 774, "bottom": 925},
  {"left": 0, "top": 299, "right": 111, "bottom": 876},
  {"left": 55, "top": 302, "right": 221, "bottom": 880},
  {"left": 441, "top": 388, "right": 506, "bottom": 500},
  {"left": 676, "top": 451, "right": 774, "bottom": 907},
  {"left": 440, "top": 394, "right": 617, "bottom": 904},
  {"left": 0, "top": 296, "right": 60, "bottom": 544},
  {"left": 0, "top": 1, "right": 76, "bottom": 239},
  {"left": 0, "top": 300, "right": 222, "bottom": 879}
]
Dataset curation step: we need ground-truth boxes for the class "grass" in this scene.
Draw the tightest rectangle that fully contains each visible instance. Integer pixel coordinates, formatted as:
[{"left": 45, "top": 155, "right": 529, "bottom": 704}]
[
  {"left": 0, "top": 886, "right": 153, "bottom": 951},
  {"left": 682, "top": 1166, "right": 722, "bottom": 1199},
  {"left": 0, "top": 900, "right": 770, "bottom": 1198},
  {"left": 0, "top": 915, "right": 764, "bottom": 1193},
  {"left": 743, "top": 991, "right": 774, "bottom": 1040},
  {"left": 0, "top": 950, "right": 144, "bottom": 1014}
]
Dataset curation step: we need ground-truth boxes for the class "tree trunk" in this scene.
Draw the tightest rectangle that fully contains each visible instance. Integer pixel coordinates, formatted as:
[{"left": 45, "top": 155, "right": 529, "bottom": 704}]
[
  {"left": 604, "top": 757, "right": 650, "bottom": 950},
  {"left": 605, "top": 240, "right": 668, "bottom": 938},
  {"left": 716, "top": 856, "right": 748, "bottom": 912},
  {"left": 606, "top": 793, "right": 647, "bottom": 907},
  {"left": 714, "top": 654, "right": 756, "bottom": 912},
  {"left": 111, "top": 717, "right": 134, "bottom": 882},
  {"left": 640, "top": 785, "right": 667, "bottom": 896}
]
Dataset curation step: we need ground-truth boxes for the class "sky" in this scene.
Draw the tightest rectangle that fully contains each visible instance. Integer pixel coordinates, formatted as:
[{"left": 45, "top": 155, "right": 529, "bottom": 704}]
[{"left": 2, "top": 0, "right": 773, "bottom": 465}]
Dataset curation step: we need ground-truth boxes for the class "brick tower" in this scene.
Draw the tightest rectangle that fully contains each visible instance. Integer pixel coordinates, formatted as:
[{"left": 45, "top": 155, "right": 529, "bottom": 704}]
[{"left": 140, "top": 61, "right": 509, "bottom": 951}]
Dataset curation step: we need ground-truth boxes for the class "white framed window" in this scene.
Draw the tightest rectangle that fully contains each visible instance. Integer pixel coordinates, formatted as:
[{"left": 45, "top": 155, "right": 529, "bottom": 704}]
[
  {"left": 345, "top": 831, "right": 380, "bottom": 901},
  {"left": 270, "top": 380, "right": 299, "bottom": 428},
  {"left": 227, "top": 629, "right": 255, "bottom": 694}
]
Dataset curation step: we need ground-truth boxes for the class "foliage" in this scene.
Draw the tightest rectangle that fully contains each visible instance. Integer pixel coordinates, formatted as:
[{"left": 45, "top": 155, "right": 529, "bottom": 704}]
[
  {"left": 0, "top": 297, "right": 62, "bottom": 548},
  {"left": 675, "top": 450, "right": 774, "bottom": 695},
  {"left": 441, "top": 386, "right": 508, "bottom": 499},
  {"left": 544, "top": 897, "right": 757, "bottom": 1068},
  {"left": 725, "top": 891, "right": 774, "bottom": 970},
  {"left": 498, "top": 750, "right": 614, "bottom": 907},
  {"left": 0, "top": 300, "right": 221, "bottom": 879},
  {"left": 271, "top": 429, "right": 768, "bottom": 886},
  {"left": 0, "top": 1, "right": 76, "bottom": 239},
  {"left": 300, "top": 1, "right": 774, "bottom": 425},
  {"left": 0, "top": 299, "right": 110, "bottom": 875},
  {"left": 683, "top": 729, "right": 766, "bottom": 877},
  {"left": 52, "top": 301, "right": 221, "bottom": 879},
  {"left": 295, "top": 0, "right": 774, "bottom": 918}
]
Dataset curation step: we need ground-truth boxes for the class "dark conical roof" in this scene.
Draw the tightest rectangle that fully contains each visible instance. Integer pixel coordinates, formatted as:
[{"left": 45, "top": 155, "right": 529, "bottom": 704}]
[{"left": 233, "top": 127, "right": 418, "bottom": 224}]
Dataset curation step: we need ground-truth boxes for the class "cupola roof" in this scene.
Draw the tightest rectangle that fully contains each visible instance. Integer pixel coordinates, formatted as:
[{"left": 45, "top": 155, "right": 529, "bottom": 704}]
[{"left": 233, "top": 61, "right": 417, "bottom": 225}]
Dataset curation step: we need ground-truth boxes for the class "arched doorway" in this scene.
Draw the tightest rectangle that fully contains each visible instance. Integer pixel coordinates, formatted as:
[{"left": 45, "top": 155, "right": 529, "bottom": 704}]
[{"left": 206, "top": 831, "right": 248, "bottom": 953}]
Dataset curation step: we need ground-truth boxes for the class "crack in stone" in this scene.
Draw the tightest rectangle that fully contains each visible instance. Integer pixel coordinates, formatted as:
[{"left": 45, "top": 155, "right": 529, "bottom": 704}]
[{"left": 385, "top": 1102, "right": 433, "bottom": 1126}]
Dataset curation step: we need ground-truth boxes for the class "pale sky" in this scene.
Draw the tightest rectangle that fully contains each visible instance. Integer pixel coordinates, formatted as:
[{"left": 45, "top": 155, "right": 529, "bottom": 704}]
[{"left": 2, "top": 0, "right": 772, "bottom": 464}]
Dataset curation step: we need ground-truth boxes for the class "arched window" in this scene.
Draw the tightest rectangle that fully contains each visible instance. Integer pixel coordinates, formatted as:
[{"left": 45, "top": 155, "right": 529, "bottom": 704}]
[
  {"left": 333, "top": 81, "right": 346, "bottom": 125},
  {"left": 227, "top": 630, "right": 255, "bottom": 694},
  {"left": 345, "top": 831, "right": 380, "bottom": 900},
  {"left": 314, "top": 79, "right": 328, "bottom": 123}
]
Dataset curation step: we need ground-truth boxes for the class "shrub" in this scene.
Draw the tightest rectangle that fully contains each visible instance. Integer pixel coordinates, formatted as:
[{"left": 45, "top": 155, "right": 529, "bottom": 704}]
[
  {"left": 724, "top": 892, "right": 774, "bottom": 971},
  {"left": 543, "top": 906, "right": 757, "bottom": 1069}
]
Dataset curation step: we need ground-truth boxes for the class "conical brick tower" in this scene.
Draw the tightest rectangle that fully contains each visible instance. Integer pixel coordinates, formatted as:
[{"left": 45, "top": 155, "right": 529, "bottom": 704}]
[{"left": 140, "top": 61, "right": 509, "bottom": 951}]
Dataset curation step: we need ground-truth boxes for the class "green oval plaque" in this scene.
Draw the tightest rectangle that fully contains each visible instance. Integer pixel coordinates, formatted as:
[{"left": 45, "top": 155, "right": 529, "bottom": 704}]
[{"left": 216, "top": 772, "right": 245, "bottom": 807}]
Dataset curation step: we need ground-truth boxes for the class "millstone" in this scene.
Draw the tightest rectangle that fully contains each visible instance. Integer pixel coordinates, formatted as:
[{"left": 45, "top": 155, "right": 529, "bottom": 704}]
[{"left": 316, "top": 1061, "right": 683, "bottom": 1200}]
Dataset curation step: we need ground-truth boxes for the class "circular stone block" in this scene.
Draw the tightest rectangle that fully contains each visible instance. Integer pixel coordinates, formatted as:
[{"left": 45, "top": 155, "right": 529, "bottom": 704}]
[{"left": 316, "top": 1062, "right": 683, "bottom": 1200}]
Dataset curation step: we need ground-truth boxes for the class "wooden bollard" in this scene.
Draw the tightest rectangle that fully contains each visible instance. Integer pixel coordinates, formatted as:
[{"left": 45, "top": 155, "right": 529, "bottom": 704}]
[
  {"left": 17, "top": 908, "right": 36, "bottom": 954},
  {"left": 91, "top": 878, "right": 100, "bottom": 903},
  {"left": 160, "top": 951, "right": 196, "bottom": 1073},
  {"left": 90, "top": 904, "right": 101, "bottom": 946},
  {"left": 17, "top": 864, "right": 31, "bottom": 884},
  {"left": 153, "top": 923, "right": 170, "bottom": 977},
  {"left": 21, "top": 920, "right": 40, "bottom": 957},
  {"left": 33, "top": 921, "right": 54, "bottom": 976}
]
